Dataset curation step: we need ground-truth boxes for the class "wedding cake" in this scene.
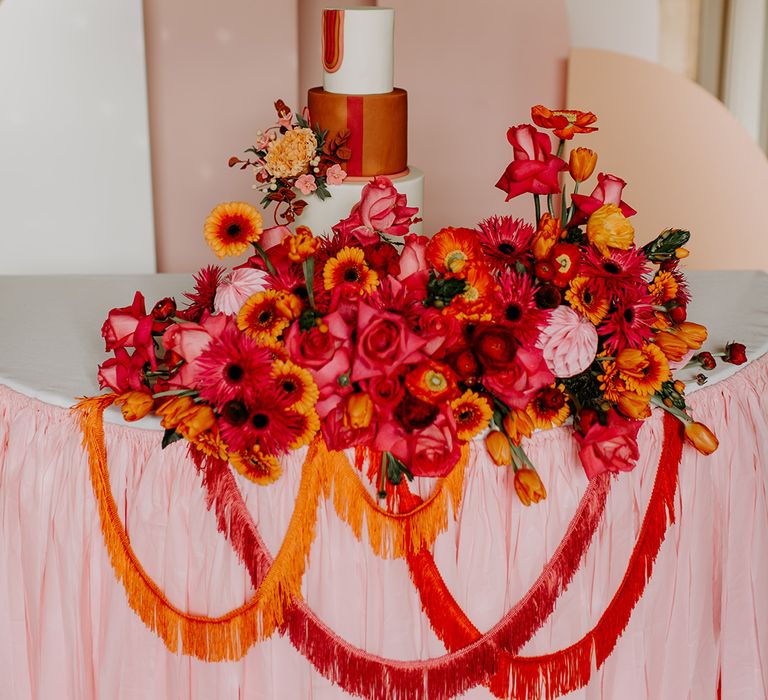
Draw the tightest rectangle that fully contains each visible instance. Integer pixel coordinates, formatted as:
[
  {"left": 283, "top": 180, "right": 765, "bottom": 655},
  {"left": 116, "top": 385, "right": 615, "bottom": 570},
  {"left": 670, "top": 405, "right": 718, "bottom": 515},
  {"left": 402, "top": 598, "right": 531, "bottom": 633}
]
[{"left": 296, "top": 7, "right": 424, "bottom": 235}]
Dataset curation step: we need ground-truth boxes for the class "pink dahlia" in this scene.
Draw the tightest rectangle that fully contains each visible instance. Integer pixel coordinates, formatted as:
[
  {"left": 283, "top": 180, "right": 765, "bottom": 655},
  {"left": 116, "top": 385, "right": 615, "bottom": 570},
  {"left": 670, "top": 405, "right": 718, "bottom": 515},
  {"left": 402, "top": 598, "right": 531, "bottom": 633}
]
[
  {"left": 598, "top": 290, "right": 656, "bottom": 352},
  {"left": 536, "top": 305, "right": 598, "bottom": 378},
  {"left": 476, "top": 216, "right": 534, "bottom": 270},
  {"left": 495, "top": 272, "right": 550, "bottom": 345},
  {"left": 193, "top": 325, "right": 273, "bottom": 408}
]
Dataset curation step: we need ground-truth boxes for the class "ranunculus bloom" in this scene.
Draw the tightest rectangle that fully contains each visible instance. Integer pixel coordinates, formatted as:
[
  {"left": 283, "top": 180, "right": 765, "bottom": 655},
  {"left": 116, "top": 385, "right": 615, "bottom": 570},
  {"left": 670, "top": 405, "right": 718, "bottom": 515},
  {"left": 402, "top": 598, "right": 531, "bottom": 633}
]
[
  {"left": 101, "top": 291, "right": 153, "bottom": 352},
  {"left": 575, "top": 409, "right": 642, "bottom": 479},
  {"left": 352, "top": 303, "right": 426, "bottom": 381},
  {"left": 536, "top": 306, "right": 597, "bottom": 378},
  {"left": 483, "top": 346, "right": 554, "bottom": 410},
  {"left": 586, "top": 204, "right": 635, "bottom": 257},
  {"left": 531, "top": 105, "right": 598, "bottom": 140},
  {"left": 214, "top": 267, "right": 269, "bottom": 316},
  {"left": 472, "top": 323, "right": 519, "bottom": 372},
  {"left": 568, "top": 147, "right": 597, "bottom": 182},
  {"left": 514, "top": 468, "right": 547, "bottom": 506},
  {"left": 495, "top": 124, "right": 567, "bottom": 201},
  {"left": 569, "top": 173, "right": 637, "bottom": 226},
  {"left": 334, "top": 176, "right": 420, "bottom": 242}
]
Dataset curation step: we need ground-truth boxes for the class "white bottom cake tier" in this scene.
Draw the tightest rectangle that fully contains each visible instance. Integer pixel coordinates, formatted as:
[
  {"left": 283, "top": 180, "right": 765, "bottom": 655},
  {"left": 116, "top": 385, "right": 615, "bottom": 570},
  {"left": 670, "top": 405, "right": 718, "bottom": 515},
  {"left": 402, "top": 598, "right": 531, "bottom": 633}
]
[{"left": 293, "top": 167, "right": 424, "bottom": 237}]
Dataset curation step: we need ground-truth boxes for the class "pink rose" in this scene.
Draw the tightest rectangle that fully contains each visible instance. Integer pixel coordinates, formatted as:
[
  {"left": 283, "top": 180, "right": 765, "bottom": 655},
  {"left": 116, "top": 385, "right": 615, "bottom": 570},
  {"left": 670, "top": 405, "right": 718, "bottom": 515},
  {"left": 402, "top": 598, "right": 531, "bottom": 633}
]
[
  {"left": 352, "top": 303, "right": 426, "bottom": 382},
  {"left": 536, "top": 306, "right": 598, "bottom": 378},
  {"left": 285, "top": 312, "right": 353, "bottom": 417},
  {"left": 575, "top": 409, "right": 642, "bottom": 480},
  {"left": 321, "top": 402, "right": 377, "bottom": 452},
  {"left": 214, "top": 267, "right": 268, "bottom": 316},
  {"left": 325, "top": 163, "right": 346, "bottom": 185},
  {"left": 495, "top": 125, "right": 567, "bottom": 201},
  {"left": 295, "top": 173, "right": 317, "bottom": 195},
  {"left": 163, "top": 314, "right": 230, "bottom": 387},
  {"left": 569, "top": 173, "right": 637, "bottom": 226},
  {"left": 365, "top": 374, "right": 406, "bottom": 409},
  {"left": 101, "top": 291, "right": 153, "bottom": 352},
  {"left": 483, "top": 346, "right": 554, "bottom": 410},
  {"left": 258, "top": 225, "right": 292, "bottom": 251},
  {"left": 97, "top": 346, "right": 151, "bottom": 394},
  {"left": 397, "top": 234, "right": 429, "bottom": 281},
  {"left": 419, "top": 307, "right": 460, "bottom": 357}
]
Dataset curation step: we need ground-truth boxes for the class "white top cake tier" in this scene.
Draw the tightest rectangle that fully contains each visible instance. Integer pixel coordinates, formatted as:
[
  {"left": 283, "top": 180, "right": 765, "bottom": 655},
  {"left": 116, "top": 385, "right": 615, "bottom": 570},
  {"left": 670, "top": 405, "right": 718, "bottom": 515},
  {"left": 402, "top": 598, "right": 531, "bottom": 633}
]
[{"left": 322, "top": 7, "right": 394, "bottom": 95}]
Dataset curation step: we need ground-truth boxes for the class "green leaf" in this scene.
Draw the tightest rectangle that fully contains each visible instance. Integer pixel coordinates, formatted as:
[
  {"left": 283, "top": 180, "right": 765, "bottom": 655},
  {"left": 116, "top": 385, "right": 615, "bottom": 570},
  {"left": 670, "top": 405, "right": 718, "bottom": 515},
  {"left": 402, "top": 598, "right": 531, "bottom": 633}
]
[
  {"left": 642, "top": 228, "right": 691, "bottom": 262},
  {"left": 295, "top": 113, "right": 309, "bottom": 128},
  {"left": 315, "top": 181, "right": 331, "bottom": 201},
  {"left": 425, "top": 272, "right": 468, "bottom": 308},
  {"left": 161, "top": 429, "right": 183, "bottom": 449},
  {"left": 302, "top": 257, "right": 316, "bottom": 309}
]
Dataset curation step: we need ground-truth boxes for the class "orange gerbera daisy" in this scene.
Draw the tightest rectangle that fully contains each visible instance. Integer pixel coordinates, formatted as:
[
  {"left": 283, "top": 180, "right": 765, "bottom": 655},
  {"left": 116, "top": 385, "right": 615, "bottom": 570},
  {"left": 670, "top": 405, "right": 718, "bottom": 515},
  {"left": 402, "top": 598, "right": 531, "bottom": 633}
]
[
  {"left": 289, "top": 408, "right": 320, "bottom": 449},
  {"left": 204, "top": 202, "right": 263, "bottom": 258},
  {"left": 190, "top": 426, "right": 228, "bottom": 461},
  {"left": 323, "top": 247, "right": 379, "bottom": 293},
  {"left": 426, "top": 227, "right": 482, "bottom": 276},
  {"left": 405, "top": 360, "right": 460, "bottom": 405},
  {"left": 531, "top": 105, "right": 598, "bottom": 140},
  {"left": 526, "top": 384, "right": 570, "bottom": 430},
  {"left": 237, "top": 289, "right": 298, "bottom": 341},
  {"left": 565, "top": 276, "right": 610, "bottom": 325},
  {"left": 271, "top": 359, "right": 319, "bottom": 413},
  {"left": 648, "top": 271, "right": 679, "bottom": 304},
  {"left": 450, "top": 390, "right": 492, "bottom": 440},
  {"left": 616, "top": 343, "right": 671, "bottom": 396},
  {"left": 230, "top": 446, "right": 282, "bottom": 485}
]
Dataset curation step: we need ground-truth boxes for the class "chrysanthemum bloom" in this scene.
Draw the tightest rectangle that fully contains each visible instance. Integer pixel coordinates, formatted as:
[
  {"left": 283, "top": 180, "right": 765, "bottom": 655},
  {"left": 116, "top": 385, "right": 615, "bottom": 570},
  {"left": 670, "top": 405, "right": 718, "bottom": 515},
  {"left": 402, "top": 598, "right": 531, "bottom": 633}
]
[
  {"left": 450, "top": 390, "right": 492, "bottom": 440},
  {"left": 502, "top": 407, "right": 535, "bottom": 445},
  {"left": 496, "top": 272, "right": 550, "bottom": 345},
  {"left": 476, "top": 216, "right": 534, "bottom": 270},
  {"left": 648, "top": 270, "right": 679, "bottom": 304},
  {"left": 531, "top": 105, "right": 598, "bottom": 140},
  {"left": 616, "top": 344, "right": 671, "bottom": 396},
  {"left": 406, "top": 360, "right": 460, "bottom": 405},
  {"left": 230, "top": 446, "right": 283, "bottom": 485},
  {"left": 237, "top": 289, "right": 300, "bottom": 341},
  {"left": 598, "top": 290, "right": 656, "bottom": 352},
  {"left": 194, "top": 326, "right": 273, "bottom": 407},
  {"left": 526, "top": 384, "right": 570, "bottom": 429},
  {"left": 514, "top": 468, "right": 547, "bottom": 506},
  {"left": 598, "top": 360, "right": 625, "bottom": 403},
  {"left": 289, "top": 408, "right": 321, "bottom": 448},
  {"left": 426, "top": 227, "right": 483, "bottom": 276},
  {"left": 586, "top": 204, "right": 634, "bottom": 257},
  {"left": 323, "top": 246, "right": 379, "bottom": 294},
  {"left": 204, "top": 202, "right": 263, "bottom": 258},
  {"left": 271, "top": 359, "right": 319, "bottom": 413},
  {"left": 486, "top": 430, "right": 512, "bottom": 466},
  {"left": 264, "top": 127, "right": 317, "bottom": 178},
  {"left": 565, "top": 276, "right": 610, "bottom": 325},
  {"left": 568, "top": 147, "right": 597, "bottom": 182},
  {"left": 190, "top": 427, "right": 228, "bottom": 461}
]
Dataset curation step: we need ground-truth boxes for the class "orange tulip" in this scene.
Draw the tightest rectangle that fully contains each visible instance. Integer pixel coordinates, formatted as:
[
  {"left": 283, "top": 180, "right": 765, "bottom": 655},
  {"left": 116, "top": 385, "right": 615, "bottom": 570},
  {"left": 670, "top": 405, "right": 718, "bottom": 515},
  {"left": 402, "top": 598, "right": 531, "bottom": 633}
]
[
  {"left": 344, "top": 392, "right": 374, "bottom": 430},
  {"left": 532, "top": 213, "right": 562, "bottom": 261},
  {"left": 684, "top": 421, "right": 719, "bottom": 455},
  {"left": 676, "top": 322, "right": 708, "bottom": 350},
  {"left": 485, "top": 430, "right": 512, "bottom": 467},
  {"left": 503, "top": 407, "right": 535, "bottom": 445},
  {"left": 568, "top": 147, "right": 597, "bottom": 182},
  {"left": 654, "top": 331, "right": 689, "bottom": 362},
  {"left": 114, "top": 391, "right": 154, "bottom": 422},
  {"left": 514, "top": 468, "right": 547, "bottom": 506},
  {"left": 156, "top": 396, "right": 216, "bottom": 440},
  {"left": 156, "top": 396, "right": 196, "bottom": 427},
  {"left": 586, "top": 204, "right": 634, "bottom": 257},
  {"left": 616, "top": 390, "right": 651, "bottom": 420}
]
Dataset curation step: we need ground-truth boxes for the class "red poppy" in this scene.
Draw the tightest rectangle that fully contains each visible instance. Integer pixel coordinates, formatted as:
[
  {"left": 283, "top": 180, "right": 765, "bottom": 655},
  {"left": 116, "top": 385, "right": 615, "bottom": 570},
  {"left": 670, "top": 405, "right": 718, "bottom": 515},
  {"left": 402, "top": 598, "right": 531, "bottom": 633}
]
[{"left": 531, "top": 105, "right": 598, "bottom": 140}]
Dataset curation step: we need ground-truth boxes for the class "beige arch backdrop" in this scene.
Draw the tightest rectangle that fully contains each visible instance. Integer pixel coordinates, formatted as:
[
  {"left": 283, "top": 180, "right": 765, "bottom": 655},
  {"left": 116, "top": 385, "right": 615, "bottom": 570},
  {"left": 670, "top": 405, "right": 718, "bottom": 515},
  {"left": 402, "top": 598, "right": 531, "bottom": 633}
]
[
  {"left": 146, "top": 0, "right": 570, "bottom": 272},
  {"left": 566, "top": 47, "right": 768, "bottom": 271}
]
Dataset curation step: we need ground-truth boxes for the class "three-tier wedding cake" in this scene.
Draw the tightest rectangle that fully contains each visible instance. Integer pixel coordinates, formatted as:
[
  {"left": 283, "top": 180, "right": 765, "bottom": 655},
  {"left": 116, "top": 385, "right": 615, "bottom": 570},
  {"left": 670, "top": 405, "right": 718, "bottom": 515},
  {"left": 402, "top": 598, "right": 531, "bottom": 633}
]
[{"left": 295, "top": 7, "right": 424, "bottom": 234}]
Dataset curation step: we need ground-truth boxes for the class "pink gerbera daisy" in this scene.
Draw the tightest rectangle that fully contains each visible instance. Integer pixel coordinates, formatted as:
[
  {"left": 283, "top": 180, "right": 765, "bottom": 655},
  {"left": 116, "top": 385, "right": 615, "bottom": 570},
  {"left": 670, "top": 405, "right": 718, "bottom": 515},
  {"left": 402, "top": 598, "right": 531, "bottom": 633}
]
[
  {"left": 581, "top": 246, "right": 649, "bottom": 293},
  {"left": 182, "top": 265, "right": 226, "bottom": 322},
  {"left": 495, "top": 271, "right": 550, "bottom": 344},
  {"left": 194, "top": 325, "right": 273, "bottom": 407},
  {"left": 264, "top": 263, "right": 309, "bottom": 304},
  {"left": 219, "top": 388, "right": 305, "bottom": 455},
  {"left": 476, "top": 216, "right": 535, "bottom": 271},
  {"left": 598, "top": 289, "right": 656, "bottom": 352}
]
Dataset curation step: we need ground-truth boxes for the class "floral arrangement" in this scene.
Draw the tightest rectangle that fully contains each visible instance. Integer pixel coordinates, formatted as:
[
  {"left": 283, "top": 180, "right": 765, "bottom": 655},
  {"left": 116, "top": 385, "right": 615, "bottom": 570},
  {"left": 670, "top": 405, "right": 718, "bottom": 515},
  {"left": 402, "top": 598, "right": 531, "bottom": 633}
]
[
  {"left": 97, "top": 104, "right": 745, "bottom": 506},
  {"left": 228, "top": 99, "right": 349, "bottom": 224}
]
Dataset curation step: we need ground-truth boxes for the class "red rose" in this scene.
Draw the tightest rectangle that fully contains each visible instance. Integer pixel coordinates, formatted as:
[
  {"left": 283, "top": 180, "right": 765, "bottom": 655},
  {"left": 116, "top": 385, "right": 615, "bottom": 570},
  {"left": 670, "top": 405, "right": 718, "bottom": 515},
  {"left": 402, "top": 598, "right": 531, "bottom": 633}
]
[
  {"left": 696, "top": 351, "right": 716, "bottom": 370},
  {"left": 472, "top": 323, "right": 519, "bottom": 372},
  {"left": 365, "top": 241, "right": 401, "bottom": 277},
  {"left": 723, "top": 341, "right": 747, "bottom": 365},
  {"left": 320, "top": 402, "right": 378, "bottom": 452},
  {"left": 495, "top": 124, "right": 567, "bottom": 201},
  {"left": 569, "top": 173, "right": 637, "bottom": 226},
  {"left": 394, "top": 393, "right": 440, "bottom": 432},
  {"left": 352, "top": 303, "right": 426, "bottom": 381},
  {"left": 163, "top": 314, "right": 230, "bottom": 387},
  {"left": 152, "top": 297, "right": 177, "bottom": 321},
  {"left": 101, "top": 291, "right": 153, "bottom": 352},
  {"left": 575, "top": 409, "right": 642, "bottom": 480},
  {"left": 366, "top": 374, "right": 406, "bottom": 409},
  {"left": 97, "top": 346, "right": 151, "bottom": 394},
  {"left": 482, "top": 346, "right": 554, "bottom": 410}
]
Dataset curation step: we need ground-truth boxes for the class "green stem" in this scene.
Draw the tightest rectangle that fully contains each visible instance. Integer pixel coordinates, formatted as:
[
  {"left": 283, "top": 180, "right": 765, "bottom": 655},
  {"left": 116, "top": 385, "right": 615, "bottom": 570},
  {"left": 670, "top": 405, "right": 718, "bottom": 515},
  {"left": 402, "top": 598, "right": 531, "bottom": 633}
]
[
  {"left": 378, "top": 452, "right": 388, "bottom": 499},
  {"left": 253, "top": 242, "right": 276, "bottom": 276},
  {"left": 152, "top": 389, "right": 198, "bottom": 399},
  {"left": 650, "top": 395, "right": 691, "bottom": 423},
  {"left": 547, "top": 139, "right": 566, "bottom": 219},
  {"left": 566, "top": 181, "right": 580, "bottom": 224},
  {"left": 534, "top": 195, "right": 542, "bottom": 227}
]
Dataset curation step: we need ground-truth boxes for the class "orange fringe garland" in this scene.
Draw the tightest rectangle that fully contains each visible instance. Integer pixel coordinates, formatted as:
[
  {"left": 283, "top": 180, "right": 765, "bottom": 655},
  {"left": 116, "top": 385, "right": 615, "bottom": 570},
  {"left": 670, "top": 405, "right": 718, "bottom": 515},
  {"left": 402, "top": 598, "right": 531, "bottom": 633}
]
[
  {"left": 322, "top": 443, "right": 468, "bottom": 559},
  {"left": 73, "top": 395, "right": 326, "bottom": 660}
]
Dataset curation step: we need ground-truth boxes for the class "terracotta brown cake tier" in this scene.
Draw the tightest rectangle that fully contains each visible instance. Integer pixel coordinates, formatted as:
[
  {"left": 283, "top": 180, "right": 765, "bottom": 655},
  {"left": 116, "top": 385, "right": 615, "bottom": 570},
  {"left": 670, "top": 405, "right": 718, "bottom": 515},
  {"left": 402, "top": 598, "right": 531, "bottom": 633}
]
[{"left": 307, "top": 87, "right": 407, "bottom": 178}]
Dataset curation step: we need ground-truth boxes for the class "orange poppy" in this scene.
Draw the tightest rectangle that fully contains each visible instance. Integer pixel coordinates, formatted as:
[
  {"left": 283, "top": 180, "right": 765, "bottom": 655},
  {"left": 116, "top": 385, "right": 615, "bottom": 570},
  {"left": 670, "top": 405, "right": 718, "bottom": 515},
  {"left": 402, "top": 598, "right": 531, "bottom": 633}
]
[
  {"left": 531, "top": 105, "right": 598, "bottom": 140},
  {"left": 405, "top": 360, "right": 460, "bottom": 405}
]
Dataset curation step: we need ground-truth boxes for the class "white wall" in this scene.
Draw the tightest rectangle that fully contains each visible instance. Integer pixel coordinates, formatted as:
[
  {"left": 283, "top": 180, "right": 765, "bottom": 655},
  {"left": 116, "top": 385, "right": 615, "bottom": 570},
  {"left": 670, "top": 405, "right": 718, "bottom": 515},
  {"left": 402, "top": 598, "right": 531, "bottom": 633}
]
[
  {"left": 565, "top": 0, "right": 660, "bottom": 64},
  {"left": 0, "top": 0, "right": 155, "bottom": 274}
]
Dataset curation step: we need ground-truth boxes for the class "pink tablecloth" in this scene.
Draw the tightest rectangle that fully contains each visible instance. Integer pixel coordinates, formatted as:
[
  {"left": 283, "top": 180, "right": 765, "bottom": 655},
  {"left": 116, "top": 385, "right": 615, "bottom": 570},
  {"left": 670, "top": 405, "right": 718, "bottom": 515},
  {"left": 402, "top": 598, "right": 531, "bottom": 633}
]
[{"left": 1, "top": 352, "right": 767, "bottom": 699}]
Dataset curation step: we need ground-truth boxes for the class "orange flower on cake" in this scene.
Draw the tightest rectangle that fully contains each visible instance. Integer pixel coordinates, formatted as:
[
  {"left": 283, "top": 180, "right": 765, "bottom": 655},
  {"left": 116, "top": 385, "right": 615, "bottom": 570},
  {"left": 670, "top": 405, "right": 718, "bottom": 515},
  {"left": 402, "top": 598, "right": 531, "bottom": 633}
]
[
  {"left": 531, "top": 105, "right": 598, "bottom": 140},
  {"left": 264, "top": 127, "right": 317, "bottom": 179}
]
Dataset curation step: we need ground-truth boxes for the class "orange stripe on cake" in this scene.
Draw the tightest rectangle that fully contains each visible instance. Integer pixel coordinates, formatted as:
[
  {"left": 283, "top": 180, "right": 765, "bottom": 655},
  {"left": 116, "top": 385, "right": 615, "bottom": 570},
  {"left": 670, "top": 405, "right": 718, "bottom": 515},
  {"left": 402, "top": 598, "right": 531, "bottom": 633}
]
[{"left": 322, "top": 10, "right": 344, "bottom": 73}]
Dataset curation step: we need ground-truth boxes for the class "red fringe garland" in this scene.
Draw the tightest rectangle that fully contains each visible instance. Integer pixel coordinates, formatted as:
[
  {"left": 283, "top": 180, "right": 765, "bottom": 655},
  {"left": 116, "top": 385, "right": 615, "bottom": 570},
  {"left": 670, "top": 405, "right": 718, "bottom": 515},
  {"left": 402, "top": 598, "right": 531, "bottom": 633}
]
[{"left": 196, "top": 413, "right": 683, "bottom": 700}]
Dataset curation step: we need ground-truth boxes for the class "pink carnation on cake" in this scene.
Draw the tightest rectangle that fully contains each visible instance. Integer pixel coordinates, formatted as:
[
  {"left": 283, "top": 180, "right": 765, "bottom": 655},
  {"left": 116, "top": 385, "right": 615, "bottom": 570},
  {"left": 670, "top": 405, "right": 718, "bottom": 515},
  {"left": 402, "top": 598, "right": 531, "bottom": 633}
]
[
  {"left": 536, "top": 305, "right": 598, "bottom": 378},
  {"left": 575, "top": 409, "right": 642, "bottom": 479},
  {"left": 214, "top": 268, "right": 268, "bottom": 316}
]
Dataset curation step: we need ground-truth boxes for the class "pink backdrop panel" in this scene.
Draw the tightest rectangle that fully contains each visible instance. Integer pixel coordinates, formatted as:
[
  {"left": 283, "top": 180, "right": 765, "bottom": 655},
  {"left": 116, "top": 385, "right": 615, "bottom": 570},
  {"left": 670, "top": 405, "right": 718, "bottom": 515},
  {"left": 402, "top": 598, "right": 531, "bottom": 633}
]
[
  {"left": 144, "top": 0, "right": 298, "bottom": 273},
  {"left": 387, "top": 0, "right": 569, "bottom": 232},
  {"left": 566, "top": 48, "right": 768, "bottom": 270}
]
